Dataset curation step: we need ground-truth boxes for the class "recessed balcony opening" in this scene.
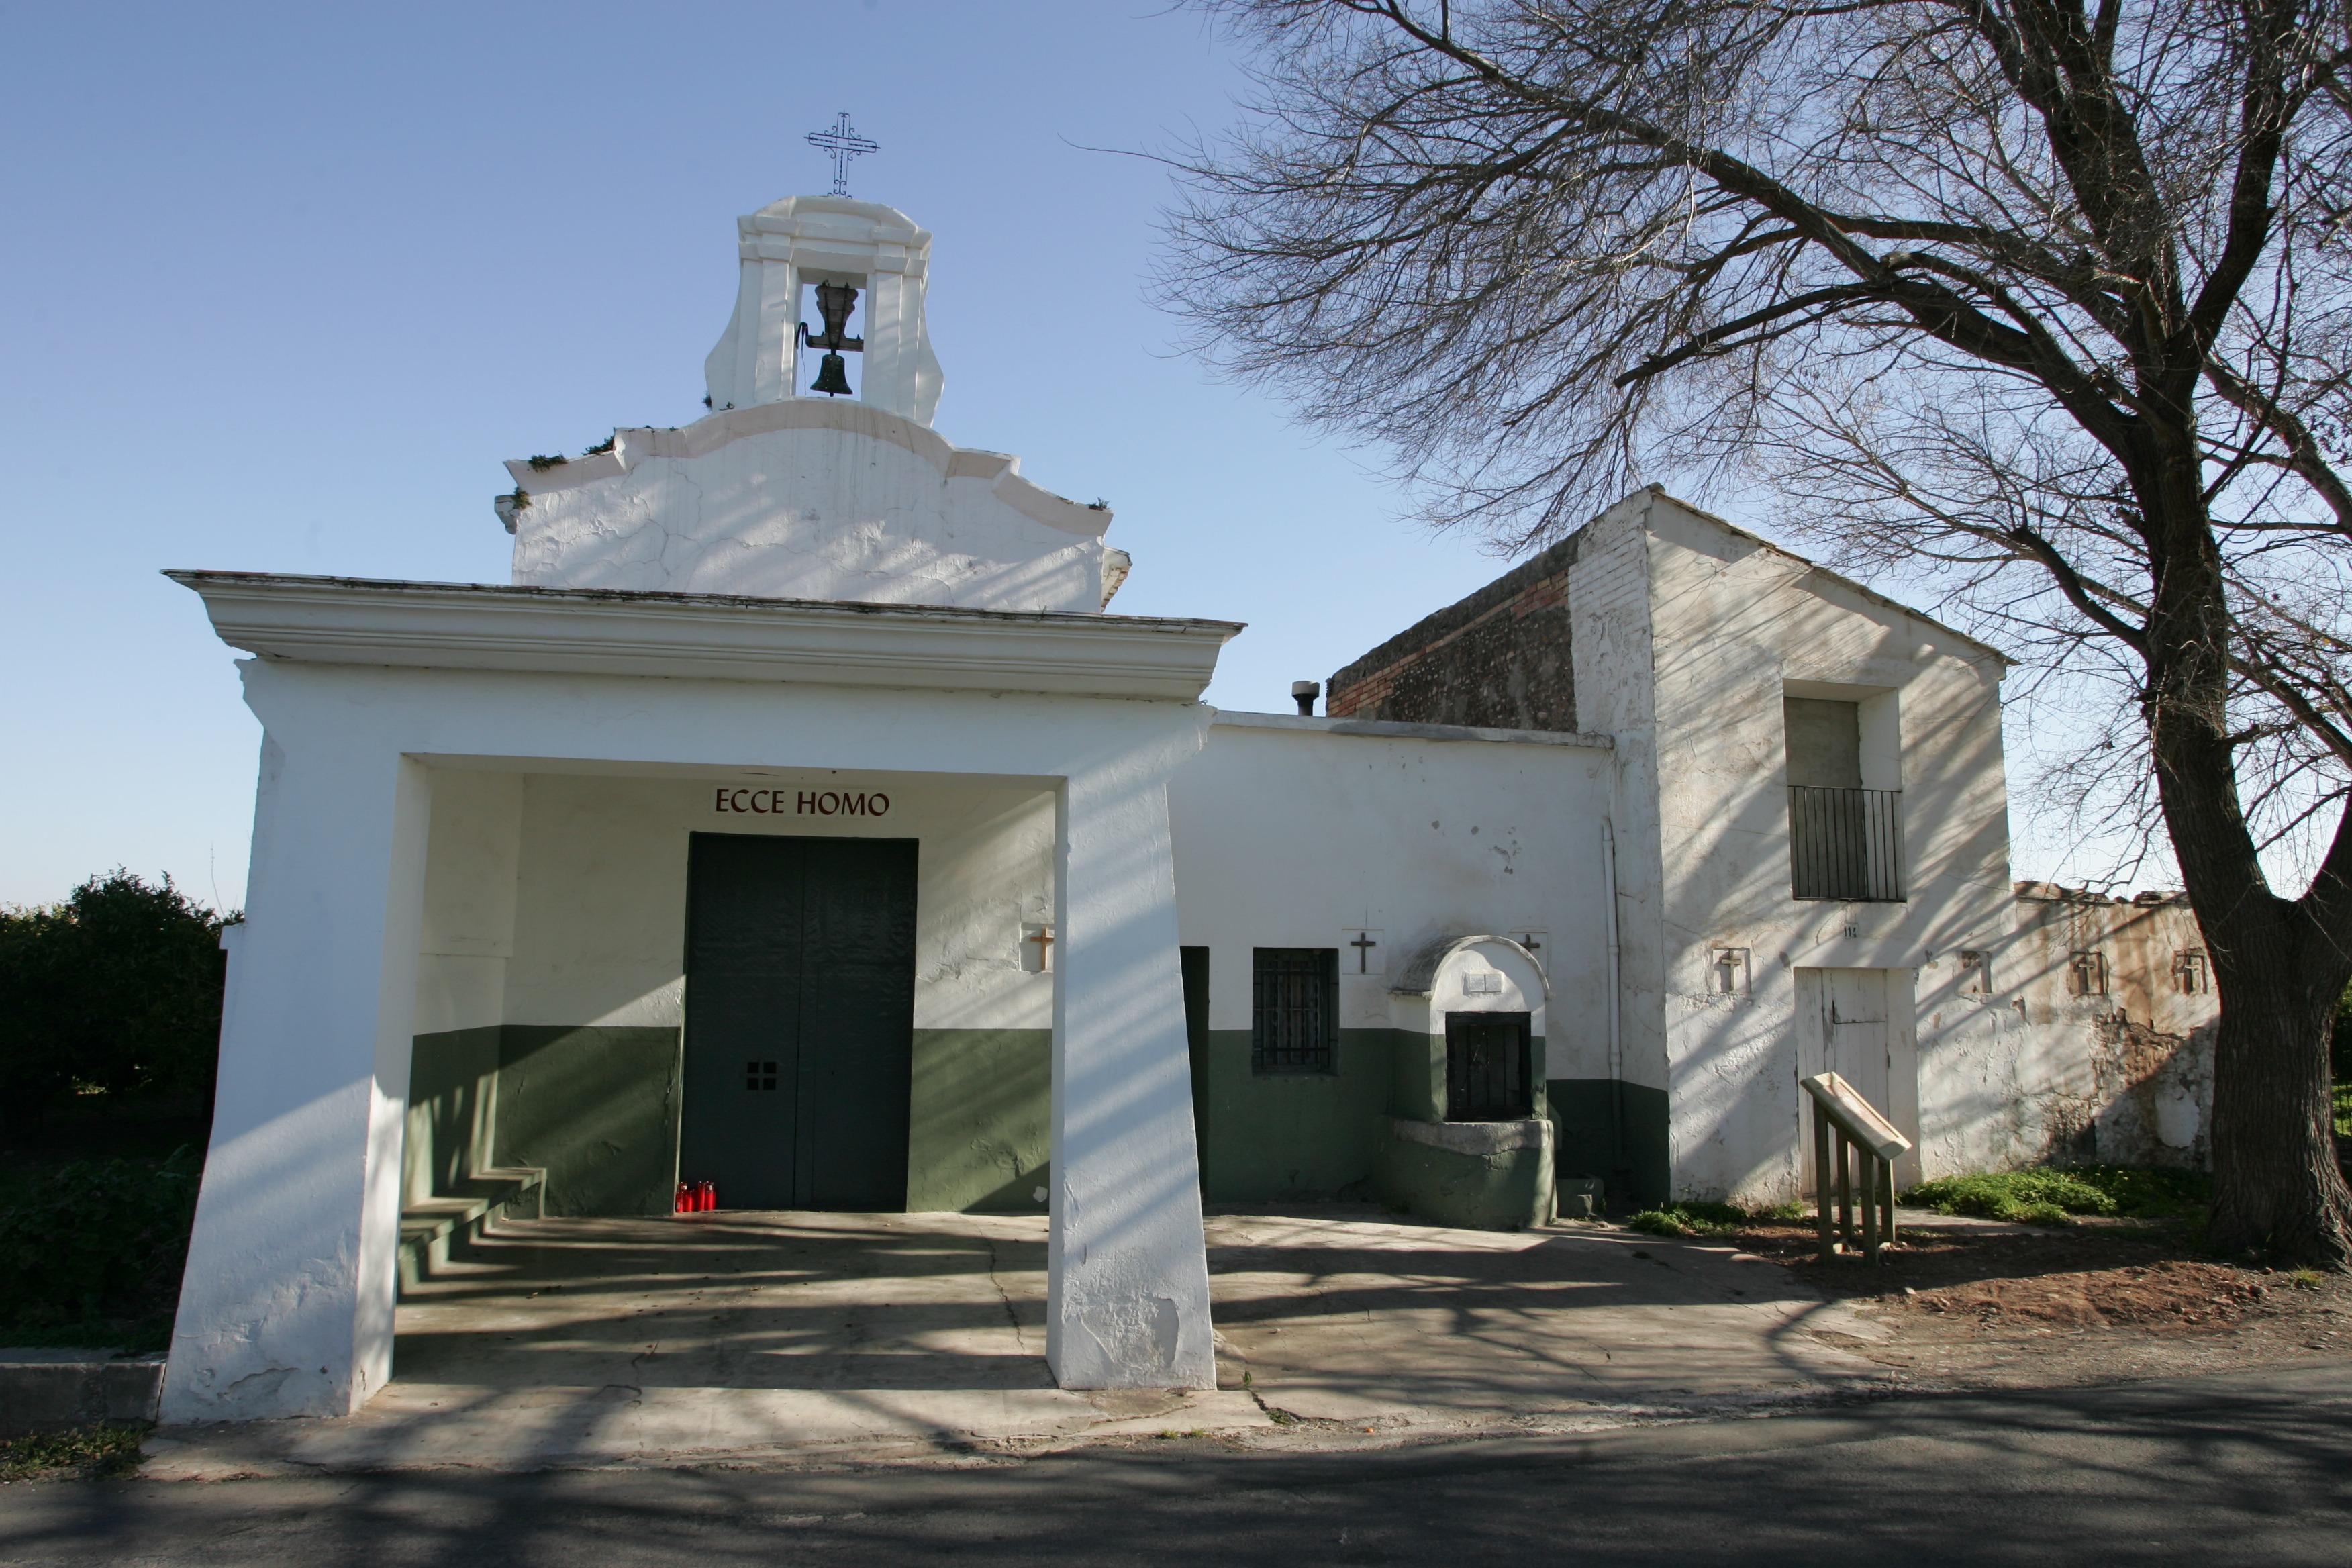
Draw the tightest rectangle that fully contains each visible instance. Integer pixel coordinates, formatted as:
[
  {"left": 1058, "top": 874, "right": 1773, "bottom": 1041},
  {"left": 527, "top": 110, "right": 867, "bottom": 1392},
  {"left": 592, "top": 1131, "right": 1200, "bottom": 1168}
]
[{"left": 1785, "top": 691, "right": 1905, "bottom": 902}]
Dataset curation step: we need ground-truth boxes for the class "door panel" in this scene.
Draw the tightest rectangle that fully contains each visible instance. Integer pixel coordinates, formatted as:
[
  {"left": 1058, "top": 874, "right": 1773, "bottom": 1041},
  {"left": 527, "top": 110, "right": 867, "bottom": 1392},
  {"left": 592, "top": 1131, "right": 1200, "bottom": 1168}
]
[
  {"left": 1824, "top": 970, "right": 1890, "bottom": 1114},
  {"left": 795, "top": 837, "right": 918, "bottom": 1210},
  {"left": 681, "top": 835, "right": 807, "bottom": 1210},
  {"left": 1794, "top": 967, "right": 1920, "bottom": 1193},
  {"left": 680, "top": 832, "right": 918, "bottom": 1211}
]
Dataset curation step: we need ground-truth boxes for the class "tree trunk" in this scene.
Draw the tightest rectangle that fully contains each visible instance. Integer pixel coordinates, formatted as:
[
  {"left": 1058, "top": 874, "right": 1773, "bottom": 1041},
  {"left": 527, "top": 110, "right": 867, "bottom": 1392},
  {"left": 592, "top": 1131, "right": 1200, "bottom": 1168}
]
[
  {"left": 2138, "top": 450, "right": 2352, "bottom": 1267},
  {"left": 2203, "top": 930, "right": 2352, "bottom": 1264}
]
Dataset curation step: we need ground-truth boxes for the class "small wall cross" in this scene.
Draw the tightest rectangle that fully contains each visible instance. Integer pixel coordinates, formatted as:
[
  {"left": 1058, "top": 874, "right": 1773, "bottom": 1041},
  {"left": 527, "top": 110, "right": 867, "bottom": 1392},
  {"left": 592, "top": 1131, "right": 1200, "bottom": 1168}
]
[
  {"left": 1349, "top": 930, "right": 1379, "bottom": 973},
  {"left": 1023, "top": 924, "right": 1055, "bottom": 971}
]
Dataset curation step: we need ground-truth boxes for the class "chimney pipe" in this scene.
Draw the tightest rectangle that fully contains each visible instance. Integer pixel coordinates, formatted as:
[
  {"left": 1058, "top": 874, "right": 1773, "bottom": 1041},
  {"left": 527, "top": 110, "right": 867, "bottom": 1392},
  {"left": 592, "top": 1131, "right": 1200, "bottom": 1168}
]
[{"left": 1291, "top": 681, "right": 1320, "bottom": 717}]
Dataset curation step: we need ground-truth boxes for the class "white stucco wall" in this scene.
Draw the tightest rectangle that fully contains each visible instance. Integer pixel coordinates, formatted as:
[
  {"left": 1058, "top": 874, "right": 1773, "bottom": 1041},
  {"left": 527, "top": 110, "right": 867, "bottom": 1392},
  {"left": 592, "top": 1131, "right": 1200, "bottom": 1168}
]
[
  {"left": 412, "top": 770, "right": 521, "bottom": 1038},
  {"left": 1587, "top": 493, "right": 2018, "bottom": 1204},
  {"left": 505, "top": 399, "right": 1122, "bottom": 613},
  {"left": 1563, "top": 497, "right": 1670, "bottom": 1109},
  {"left": 485, "top": 769, "right": 1054, "bottom": 1032},
  {"left": 1170, "top": 713, "right": 1613, "bottom": 1069}
]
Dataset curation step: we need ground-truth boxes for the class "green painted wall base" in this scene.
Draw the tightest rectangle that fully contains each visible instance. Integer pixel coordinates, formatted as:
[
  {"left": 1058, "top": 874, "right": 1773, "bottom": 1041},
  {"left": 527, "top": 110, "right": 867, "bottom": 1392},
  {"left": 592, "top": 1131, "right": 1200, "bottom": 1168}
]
[
  {"left": 405, "top": 1026, "right": 501, "bottom": 1200},
  {"left": 409, "top": 1024, "right": 1051, "bottom": 1220},
  {"left": 908, "top": 1028, "right": 1050, "bottom": 1212},
  {"left": 1545, "top": 1078, "right": 1671, "bottom": 1210},
  {"left": 495, "top": 1026, "right": 683, "bottom": 1216},
  {"left": 1194, "top": 1029, "right": 1391, "bottom": 1202},
  {"left": 407, "top": 1025, "right": 683, "bottom": 1220},
  {"left": 1375, "top": 1118, "right": 1556, "bottom": 1231}
]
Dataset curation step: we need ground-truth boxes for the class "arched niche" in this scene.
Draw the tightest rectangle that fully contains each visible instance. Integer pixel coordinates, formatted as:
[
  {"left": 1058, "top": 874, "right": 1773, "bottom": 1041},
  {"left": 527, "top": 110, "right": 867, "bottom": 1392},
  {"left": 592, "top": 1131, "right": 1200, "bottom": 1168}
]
[
  {"left": 1387, "top": 936, "right": 1549, "bottom": 1122},
  {"left": 1378, "top": 936, "right": 1555, "bottom": 1230}
]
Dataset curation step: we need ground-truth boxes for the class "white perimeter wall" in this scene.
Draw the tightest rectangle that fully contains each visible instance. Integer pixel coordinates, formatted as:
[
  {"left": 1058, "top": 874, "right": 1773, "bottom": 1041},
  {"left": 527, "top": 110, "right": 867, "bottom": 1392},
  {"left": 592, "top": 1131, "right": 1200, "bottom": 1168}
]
[{"left": 1169, "top": 714, "right": 1614, "bottom": 1067}]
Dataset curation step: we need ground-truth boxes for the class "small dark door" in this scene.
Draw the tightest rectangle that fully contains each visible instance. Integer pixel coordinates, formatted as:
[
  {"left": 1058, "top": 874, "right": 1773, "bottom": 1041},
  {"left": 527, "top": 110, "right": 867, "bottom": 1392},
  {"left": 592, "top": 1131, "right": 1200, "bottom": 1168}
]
[
  {"left": 1180, "top": 946, "right": 1211, "bottom": 1188},
  {"left": 1445, "top": 1012, "right": 1532, "bottom": 1121},
  {"left": 680, "top": 832, "right": 918, "bottom": 1210}
]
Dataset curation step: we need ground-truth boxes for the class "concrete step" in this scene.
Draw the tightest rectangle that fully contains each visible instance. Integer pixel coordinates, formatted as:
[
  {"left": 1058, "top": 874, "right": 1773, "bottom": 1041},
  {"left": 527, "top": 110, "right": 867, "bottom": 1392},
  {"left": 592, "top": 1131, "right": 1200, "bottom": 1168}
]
[{"left": 398, "top": 1167, "right": 545, "bottom": 1294}]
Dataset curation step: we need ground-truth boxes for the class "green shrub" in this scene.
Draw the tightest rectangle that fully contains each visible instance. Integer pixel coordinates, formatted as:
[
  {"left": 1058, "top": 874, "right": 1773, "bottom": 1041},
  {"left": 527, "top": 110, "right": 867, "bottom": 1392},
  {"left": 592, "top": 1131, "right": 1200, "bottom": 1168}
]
[
  {"left": 0, "top": 872, "right": 232, "bottom": 1132},
  {"left": 1901, "top": 1165, "right": 2210, "bottom": 1225},
  {"left": 0, "top": 1148, "right": 201, "bottom": 1349}
]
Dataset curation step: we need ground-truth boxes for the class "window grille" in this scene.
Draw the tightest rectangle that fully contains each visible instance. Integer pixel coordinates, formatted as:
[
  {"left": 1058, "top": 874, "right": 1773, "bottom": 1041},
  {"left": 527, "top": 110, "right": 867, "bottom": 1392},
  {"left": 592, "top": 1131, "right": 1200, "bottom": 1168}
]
[
  {"left": 1787, "top": 786, "right": 1905, "bottom": 901},
  {"left": 1252, "top": 948, "right": 1338, "bottom": 1074},
  {"left": 1445, "top": 1012, "right": 1532, "bottom": 1120}
]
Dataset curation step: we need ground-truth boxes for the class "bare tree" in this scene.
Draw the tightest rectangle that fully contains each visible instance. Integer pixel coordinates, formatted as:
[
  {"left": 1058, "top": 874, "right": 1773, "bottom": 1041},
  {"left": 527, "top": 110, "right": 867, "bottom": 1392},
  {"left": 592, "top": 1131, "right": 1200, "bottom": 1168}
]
[{"left": 1161, "top": 0, "right": 2352, "bottom": 1261}]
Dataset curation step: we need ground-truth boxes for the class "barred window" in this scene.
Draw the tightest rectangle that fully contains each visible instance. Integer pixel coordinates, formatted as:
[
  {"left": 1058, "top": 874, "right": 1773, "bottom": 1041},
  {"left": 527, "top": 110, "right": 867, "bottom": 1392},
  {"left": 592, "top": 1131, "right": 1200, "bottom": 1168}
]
[
  {"left": 1252, "top": 948, "right": 1338, "bottom": 1074},
  {"left": 1446, "top": 1012, "right": 1532, "bottom": 1121}
]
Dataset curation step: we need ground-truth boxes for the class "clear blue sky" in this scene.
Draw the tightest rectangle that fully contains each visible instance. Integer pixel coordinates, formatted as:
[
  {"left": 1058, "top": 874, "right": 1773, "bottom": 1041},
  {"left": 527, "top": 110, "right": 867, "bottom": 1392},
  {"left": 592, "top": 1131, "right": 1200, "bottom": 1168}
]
[{"left": 0, "top": 1, "right": 2084, "bottom": 911}]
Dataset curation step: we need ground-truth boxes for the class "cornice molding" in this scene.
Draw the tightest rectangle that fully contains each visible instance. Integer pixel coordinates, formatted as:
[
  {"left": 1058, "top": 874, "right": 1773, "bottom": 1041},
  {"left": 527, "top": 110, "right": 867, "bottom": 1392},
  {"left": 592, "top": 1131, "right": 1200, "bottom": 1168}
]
[{"left": 167, "top": 572, "right": 1240, "bottom": 701}]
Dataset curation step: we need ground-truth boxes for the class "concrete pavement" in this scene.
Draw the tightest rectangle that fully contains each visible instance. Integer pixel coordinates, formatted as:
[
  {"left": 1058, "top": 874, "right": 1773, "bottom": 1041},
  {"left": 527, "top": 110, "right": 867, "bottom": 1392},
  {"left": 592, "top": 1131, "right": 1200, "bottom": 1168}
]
[
  {"left": 12, "top": 1363, "right": 2352, "bottom": 1563},
  {"left": 141, "top": 1206, "right": 1895, "bottom": 1476}
]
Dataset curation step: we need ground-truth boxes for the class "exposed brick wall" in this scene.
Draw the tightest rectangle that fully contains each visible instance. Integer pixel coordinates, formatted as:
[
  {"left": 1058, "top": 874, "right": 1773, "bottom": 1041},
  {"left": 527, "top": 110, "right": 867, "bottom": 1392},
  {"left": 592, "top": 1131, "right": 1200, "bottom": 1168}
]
[{"left": 1326, "top": 532, "right": 1583, "bottom": 732}]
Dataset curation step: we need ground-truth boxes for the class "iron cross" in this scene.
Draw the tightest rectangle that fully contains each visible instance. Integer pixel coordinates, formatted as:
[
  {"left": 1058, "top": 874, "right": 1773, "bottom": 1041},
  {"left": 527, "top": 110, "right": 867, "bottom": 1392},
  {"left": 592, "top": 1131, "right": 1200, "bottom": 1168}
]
[
  {"left": 805, "top": 111, "right": 879, "bottom": 197},
  {"left": 1349, "top": 931, "right": 1379, "bottom": 973}
]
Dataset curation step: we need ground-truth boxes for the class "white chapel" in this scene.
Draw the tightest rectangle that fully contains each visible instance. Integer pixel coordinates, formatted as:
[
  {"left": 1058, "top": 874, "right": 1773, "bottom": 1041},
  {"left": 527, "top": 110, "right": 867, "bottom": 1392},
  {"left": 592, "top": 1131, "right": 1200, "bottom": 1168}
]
[{"left": 162, "top": 191, "right": 2218, "bottom": 1424}]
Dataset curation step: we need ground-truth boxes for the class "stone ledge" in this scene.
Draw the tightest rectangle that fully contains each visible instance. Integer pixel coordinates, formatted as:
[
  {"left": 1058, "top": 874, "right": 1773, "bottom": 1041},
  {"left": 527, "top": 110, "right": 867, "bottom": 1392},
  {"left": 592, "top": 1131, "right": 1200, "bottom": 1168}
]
[{"left": 0, "top": 1351, "right": 165, "bottom": 1437}]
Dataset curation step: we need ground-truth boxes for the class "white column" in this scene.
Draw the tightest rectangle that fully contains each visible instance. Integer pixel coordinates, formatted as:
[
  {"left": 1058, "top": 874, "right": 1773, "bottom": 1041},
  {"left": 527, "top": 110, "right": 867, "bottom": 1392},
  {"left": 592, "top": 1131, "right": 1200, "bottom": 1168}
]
[
  {"left": 1046, "top": 755, "right": 1216, "bottom": 1389},
  {"left": 162, "top": 730, "right": 430, "bottom": 1423},
  {"left": 861, "top": 262, "right": 908, "bottom": 418},
  {"left": 753, "top": 260, "right": 800, "bottom": 406}
]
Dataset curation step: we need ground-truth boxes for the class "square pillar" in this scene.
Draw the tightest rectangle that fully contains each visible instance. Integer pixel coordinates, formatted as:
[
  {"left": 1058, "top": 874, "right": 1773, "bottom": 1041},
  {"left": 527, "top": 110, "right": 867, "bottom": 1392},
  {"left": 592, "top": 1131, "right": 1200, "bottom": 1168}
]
[
  {"left": 161, "top": 728, "right": 430, "bottom": 1423},
  {"left": 1046, "top": 758, "right": 1216, "bottom": 1389}
]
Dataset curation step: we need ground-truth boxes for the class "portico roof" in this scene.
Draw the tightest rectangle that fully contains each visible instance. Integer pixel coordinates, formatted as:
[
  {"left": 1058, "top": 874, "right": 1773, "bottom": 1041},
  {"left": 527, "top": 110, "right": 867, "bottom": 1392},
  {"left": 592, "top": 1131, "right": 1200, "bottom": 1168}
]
[{"left": 166, "top": 571, "right": 1244, "bottom": 702}]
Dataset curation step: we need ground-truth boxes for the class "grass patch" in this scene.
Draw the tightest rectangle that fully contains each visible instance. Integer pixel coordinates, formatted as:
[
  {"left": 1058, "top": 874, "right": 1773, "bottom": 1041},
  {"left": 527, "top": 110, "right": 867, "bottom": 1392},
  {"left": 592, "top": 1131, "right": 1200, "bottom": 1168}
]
[
  {"left": 0, "top": 1423, "right": 148, "bottom": 1484},
  {"left": 1901, "top": 1165, "right": 2212, "bottom": 1226},
  {"left": 1626, "top": 1199, "right": 1796, "bottom": 1238},
  {"left": 2334, "top": 1082, "right": 2350, "bottom": 1140}
]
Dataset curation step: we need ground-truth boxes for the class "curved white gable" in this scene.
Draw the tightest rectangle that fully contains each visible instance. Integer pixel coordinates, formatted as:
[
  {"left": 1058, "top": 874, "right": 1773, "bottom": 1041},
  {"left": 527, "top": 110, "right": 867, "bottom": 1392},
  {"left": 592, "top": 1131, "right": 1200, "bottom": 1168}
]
[{"left": 505, "top": 398, "right": 1128, "bottom": 613}]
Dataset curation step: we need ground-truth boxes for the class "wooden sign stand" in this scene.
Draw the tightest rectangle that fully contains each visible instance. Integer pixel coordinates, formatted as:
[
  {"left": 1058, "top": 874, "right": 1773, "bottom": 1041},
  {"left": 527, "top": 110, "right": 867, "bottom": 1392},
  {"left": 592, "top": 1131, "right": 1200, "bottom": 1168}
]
[{"left": 1801, "top": 1071, "right": 1911, "bottom": 1263}]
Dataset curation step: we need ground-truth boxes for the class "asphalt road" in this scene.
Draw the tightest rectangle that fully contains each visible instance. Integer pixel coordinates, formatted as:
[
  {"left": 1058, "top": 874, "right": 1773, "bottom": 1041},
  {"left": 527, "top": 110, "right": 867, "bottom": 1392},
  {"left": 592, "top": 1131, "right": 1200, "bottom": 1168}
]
[{"left": 6, "top": 1363, "right": 2351, "bottom": 1565}]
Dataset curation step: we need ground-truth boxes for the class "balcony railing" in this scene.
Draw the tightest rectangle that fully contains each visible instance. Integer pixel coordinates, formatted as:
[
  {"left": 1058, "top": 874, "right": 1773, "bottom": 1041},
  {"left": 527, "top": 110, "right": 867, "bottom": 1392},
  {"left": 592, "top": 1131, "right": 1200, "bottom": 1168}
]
[{"left": 1789, "top": 785, "right": 1904, "bottom": 902}]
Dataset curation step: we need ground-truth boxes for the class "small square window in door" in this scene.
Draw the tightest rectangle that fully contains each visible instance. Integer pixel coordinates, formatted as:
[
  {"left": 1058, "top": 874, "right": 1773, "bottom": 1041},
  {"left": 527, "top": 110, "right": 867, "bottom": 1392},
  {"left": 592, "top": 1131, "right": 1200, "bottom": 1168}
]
[{"left": 745, "top": 1060, "right": 779, "bottom": 1091}]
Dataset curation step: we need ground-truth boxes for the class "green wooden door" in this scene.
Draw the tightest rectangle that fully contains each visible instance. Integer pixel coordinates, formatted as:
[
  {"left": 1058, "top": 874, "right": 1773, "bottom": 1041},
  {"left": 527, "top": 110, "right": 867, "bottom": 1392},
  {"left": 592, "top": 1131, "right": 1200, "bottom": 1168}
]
[{"left": 681, "top": 832, "right": 918, "bottom": 1210}]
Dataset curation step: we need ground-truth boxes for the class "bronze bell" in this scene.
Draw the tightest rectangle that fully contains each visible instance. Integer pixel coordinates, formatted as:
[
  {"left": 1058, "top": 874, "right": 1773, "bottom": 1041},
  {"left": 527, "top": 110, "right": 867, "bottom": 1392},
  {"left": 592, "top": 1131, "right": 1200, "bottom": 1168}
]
[{"left": 809, "top": 352, "right": 852, "bottom": 397}]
